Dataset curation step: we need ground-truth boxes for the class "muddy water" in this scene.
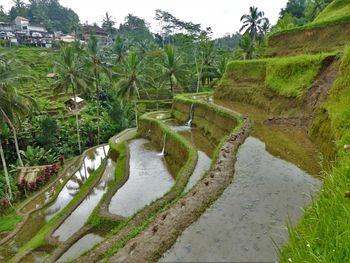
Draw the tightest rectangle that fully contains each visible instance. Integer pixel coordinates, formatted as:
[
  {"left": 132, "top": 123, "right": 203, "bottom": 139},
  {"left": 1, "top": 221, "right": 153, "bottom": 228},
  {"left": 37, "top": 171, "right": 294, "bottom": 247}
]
[
  {"left": 0, "top": 146, "right": 108, "bottom": 261},
  {"left": 161, "top": 137, "right": 321, "bottom": 262},
  {"left": 19, "top": 251, "right": 48, "bottom": 263},
  {"left": 52, "top": 156, "right": 114, "bottom": 242},
  {"left": 108, "top": 138, "right": 174, "bottom": 217},
  {"left": 214, "top": 99, "right": 321, "bottom": 175},
  {"left": 166, "top": 121, "right": 213, "bottom": 192},
  {"left": 57, "top": 233, "right": 103, "bottom": 262}
]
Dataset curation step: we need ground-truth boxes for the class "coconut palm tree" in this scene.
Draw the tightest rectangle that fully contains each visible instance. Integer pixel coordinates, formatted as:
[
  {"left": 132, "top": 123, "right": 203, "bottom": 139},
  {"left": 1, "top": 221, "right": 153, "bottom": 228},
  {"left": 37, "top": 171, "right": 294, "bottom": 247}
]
[
  {"left": 86, "top": 34, "right": 112, "bottom": 144},
  {"left": 158, "top": 45, "right": 187, "bottom": 98},
  {"left": 0, "top": 124, "right": 12, "bottom": 199},
  {"left": 111, "top": 35, "right": 128, "bottom": 64},
  {"left": 116, "top": 52, "right": 150, "bottom": 126},
  {"left": 53, "top": 43, "right": 89, "bottom": 154},
  {"left": 240, "top": 6, "right": 269, "bottom": 42},
  {"left": 116, "top": 51, "right": 149, "bottom": 100},
  {"left": 0, "top": 51, "right": 34, "bottom": 167}
]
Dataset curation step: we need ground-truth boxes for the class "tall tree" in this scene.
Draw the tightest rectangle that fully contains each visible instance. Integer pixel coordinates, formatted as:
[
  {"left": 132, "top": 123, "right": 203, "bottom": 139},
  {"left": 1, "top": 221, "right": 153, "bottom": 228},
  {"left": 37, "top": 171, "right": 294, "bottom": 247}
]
[
  {"left": 86, "top": 34, "right": 111, "bottom": 144},
  {"left": 0, "top": 127, "right": 12, "bottom": 200},
  {"left": 116, "top": 52, "right": 149, "bottom": 100},
  {"left": 118, "top": 14, "right": 154, "bottom": 43},
  {"left": 158, "top": 45, "right": 188, "bottom": 98},
  {"left": 305, "top": 0, "right": 331, "bottom": 19},
  {"left": 53, "top": 44, "right": 89, "bottom": 154},
  {"left": 280, "top": 0, "right": 307, "bottom": 18},
  {"left": 240, "top": 6, "right": 269, "bottom": 42},
  {"left": 0, "top": 51, "right": 34, "bottom": 167},
  {"left": 102, "top": 12, "right": 116, "bottom": 36}
]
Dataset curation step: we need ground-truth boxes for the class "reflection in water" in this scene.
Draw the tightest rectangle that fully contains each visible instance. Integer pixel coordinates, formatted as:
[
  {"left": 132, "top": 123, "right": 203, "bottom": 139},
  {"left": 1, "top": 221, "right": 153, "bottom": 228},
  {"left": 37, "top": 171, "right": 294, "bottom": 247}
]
[
  {"left": 45, "top": 146, "right": 109, "bottom": 221},
  {"left": 166, "top": 120, "right": 213, "bottom": 191},
  {"left": 57, "top": 233, "right": 103, "bottom": 262},
  {"left": 53, "top": 157, "right": 114, "bottom": 242},
  {"left": 162, "top": 137, "right": 321, "bottom": 262},
  {"left": 109, "top": 138, "right": 174, "bottom": 217},
  {"left": 0, "top": 146, "right": 108, "bottom": 261}
]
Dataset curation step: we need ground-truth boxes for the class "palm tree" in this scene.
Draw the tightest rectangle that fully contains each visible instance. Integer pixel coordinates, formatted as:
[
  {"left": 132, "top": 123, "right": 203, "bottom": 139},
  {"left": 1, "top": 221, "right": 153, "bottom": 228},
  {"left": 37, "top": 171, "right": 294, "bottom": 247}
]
[
  {"left": 111, "top": 35, "right": 128, "bottom": 64},
  {"left": 0, "top": 124, "right": 12, "bottom": 199},
  {"left": 116, "top": 52, "right": 150, "bottom": 126},
  {"left": 235, "top": 34, "right": 255, "bottom": 60},
  {"left": 0, "top": 51, "right": 34, "bottom": 167},
  {"left": 158, "top": 45, "right": 187, "bottom": 98},
  {"left": 240, "top": 6, "right": 268, "bottom": 42},
  {"left": 53, "top": 43, "right": 89, "bottom": 154},
  {"left": 116, "top": 52, "right": 149, "bottom": 100},
  {"left": 102, "top": 12, "right": 116, "bottom": 37},
  {"left": 86, "top": 34, "right": 111, "bottom": 144}
]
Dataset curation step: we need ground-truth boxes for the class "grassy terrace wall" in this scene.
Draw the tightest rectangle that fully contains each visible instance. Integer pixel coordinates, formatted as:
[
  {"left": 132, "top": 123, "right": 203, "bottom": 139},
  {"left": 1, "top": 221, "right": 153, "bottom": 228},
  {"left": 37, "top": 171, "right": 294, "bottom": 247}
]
[
  {"left": 266, "top": 14, "right": 350, "bottom": 57},
  {"left": 314, "top": 0, "right": 350, "bottom": 24},
  {"left": 172, "top": 94, "right": 240, "bottom": 144},
  {"left": 74, "top": 114, "right": 198, "bottom": 262},
  {"left": 215, "top": 53, "right": 336, "bottom": 116},
  {"left": 104, "top": 95, "right": 249, "bottom": 262},
  {"left": 281, "top": 46, "right": 350, "bottom": 262}
]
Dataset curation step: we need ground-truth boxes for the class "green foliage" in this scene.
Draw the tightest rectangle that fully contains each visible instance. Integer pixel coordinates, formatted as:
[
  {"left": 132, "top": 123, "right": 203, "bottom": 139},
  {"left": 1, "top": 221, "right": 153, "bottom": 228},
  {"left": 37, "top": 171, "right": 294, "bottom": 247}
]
[
  {"left": 0, "top": 208, "right": 21, "bottom": 233},
  {"left": 240, "top": 6, "right": 269, "bottom": 41},
  {"left": 0, "top": 171, "right": 18, "bottom": 200},
  {"left": 111, "top": 143, "right": 127, "bottom": 183},
  {"left": 265, "top": 53, "right": 330, "bottom": 97},
  {"left": 314, "top": 0, "right": 350, "bottom": 23},
  {"left": 281, "top": 46, "right": 350, "bottom": 261},
  {"left": 224, "top": 59, "right": 267, "bottom": 83},
  {"left": 118, "top": 14, "right": 154, "bottom": 43},
  {"left": 222, "top": 53, "right": 334, "bottom": 97},
  {"left": 8, "top": 0, "right": 79, "bottom": 33},
  {"left": 214, "top": 33, "right": 241, "bottom": 51},
  {"left": 21, "top": 146, "right": 58, "bottom": 166},
  {"left": 35, "top": 115, "right": 58, "bottom": 150}
]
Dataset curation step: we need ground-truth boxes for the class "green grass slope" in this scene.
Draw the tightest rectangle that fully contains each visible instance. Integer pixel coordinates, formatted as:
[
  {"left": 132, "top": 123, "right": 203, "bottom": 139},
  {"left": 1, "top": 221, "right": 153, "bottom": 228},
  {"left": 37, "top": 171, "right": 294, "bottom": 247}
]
[
  {"left": 314, "top": 0, "right": 350, "bottom": 23},
  {"left": 267, "top": 0, "right": 350, "bottom": 57},
  {"left": 9, "top": 48, "right": 71, "bottom": 114},
  {"left": 217, "top": 53, "right": 333, "bottom": 99},
  {"left": 280, "top": 46, "right": 350, "bottom": 262}
]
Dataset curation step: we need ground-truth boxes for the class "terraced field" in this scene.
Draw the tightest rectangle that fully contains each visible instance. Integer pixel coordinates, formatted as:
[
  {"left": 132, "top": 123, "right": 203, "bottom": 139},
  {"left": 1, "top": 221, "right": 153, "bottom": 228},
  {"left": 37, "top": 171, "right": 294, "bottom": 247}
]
[{"left": 14, "top": 48, "right": 73, "bottom": 115}]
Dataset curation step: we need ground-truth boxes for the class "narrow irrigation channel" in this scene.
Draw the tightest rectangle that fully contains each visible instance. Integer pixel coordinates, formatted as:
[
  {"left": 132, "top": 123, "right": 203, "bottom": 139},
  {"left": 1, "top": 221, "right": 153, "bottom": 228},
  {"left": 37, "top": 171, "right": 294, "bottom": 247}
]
[
  {"left": 108, "top": 138, "right": 174, "bottom": 217},
  {"left": 0, "top": 146, "right": 108, "bottom": 261},
  {"left": 162, "top": 136, "right": 321, "bottom": 262}
]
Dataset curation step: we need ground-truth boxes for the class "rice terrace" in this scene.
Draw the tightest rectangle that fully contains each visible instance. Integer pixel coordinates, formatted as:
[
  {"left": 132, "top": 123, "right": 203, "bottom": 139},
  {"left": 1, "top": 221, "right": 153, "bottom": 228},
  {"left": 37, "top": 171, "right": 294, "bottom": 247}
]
[{"left": 0, "top": 0, "right": 350, "bottom": 262}]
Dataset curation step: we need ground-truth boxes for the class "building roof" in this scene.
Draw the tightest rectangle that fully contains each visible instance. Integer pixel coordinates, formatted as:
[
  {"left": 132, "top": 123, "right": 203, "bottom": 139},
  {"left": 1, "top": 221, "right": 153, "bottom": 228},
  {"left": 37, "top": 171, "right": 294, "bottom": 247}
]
[
  {"left": 66, "top": 97, "right": 84, "bottom": 103},
  {"left": 16, "top": 16, "right": 29, "bottom": 21}
]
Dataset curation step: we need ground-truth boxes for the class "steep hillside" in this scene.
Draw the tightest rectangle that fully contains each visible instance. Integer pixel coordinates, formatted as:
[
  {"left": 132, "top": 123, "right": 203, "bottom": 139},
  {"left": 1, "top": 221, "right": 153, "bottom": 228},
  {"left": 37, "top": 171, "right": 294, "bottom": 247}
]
[
  {"left": 215, "top": 53, "right": 338, "bottom": 118},
  {"left": 314, "top": 0, "right": 350, "bottom": 23},
  {"left": 267, "top": 0, "right": 350, "bottom": 57},
  {"left": 10, "top": 48, "right": 71, "bottom": 115},
  {"left": 280, "top": 46, "right": 350, "bottom": 263}
]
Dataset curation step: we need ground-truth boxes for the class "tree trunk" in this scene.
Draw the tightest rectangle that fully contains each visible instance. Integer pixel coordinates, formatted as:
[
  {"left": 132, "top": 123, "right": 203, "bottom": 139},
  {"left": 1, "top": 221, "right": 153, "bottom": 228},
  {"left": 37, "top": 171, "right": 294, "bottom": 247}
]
[
  {"left": 134, "top": 102, "right": 138, "bottom": 128},
  {"left": 170, "top": 76, "right": 174, "bottom": 98},
  {"left": 195, "top": 55, "right": 202, "bottom": 93},
  {"left": 72, "top": 86, "right": 82, "bottom": 154},
  {"left": 0, "top": 109, "right": 24, "bottom": 167},
  {"left": 95, "top": 68, "right": 101, "bottom": 145},
  {"left": 0, "top": 138, "right": 12, "bottom": 200}
]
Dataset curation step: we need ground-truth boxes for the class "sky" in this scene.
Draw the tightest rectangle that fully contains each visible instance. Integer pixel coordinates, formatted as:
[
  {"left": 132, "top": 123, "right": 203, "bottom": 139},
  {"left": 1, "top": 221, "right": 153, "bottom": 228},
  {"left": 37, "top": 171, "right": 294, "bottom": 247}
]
[{"left": 1, "top": 0, "right": 288, "bottom": 38}]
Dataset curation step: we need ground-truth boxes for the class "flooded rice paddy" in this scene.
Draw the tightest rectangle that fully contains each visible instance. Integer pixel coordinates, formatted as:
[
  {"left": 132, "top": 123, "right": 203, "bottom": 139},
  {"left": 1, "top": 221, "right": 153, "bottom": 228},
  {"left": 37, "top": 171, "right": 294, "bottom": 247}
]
[
  {"left": 108, "top": 138, "right": 174, "bottom": 217},
  {"left": 162, "top": 137, "right": 320, "bottom": 262}
]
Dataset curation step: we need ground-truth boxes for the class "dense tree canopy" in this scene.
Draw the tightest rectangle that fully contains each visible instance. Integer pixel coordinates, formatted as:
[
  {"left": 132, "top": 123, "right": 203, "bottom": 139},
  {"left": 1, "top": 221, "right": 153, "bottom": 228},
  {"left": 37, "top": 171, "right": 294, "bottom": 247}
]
[{"left": 8, "top": 0, "right": 80, "bottom": 33}]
